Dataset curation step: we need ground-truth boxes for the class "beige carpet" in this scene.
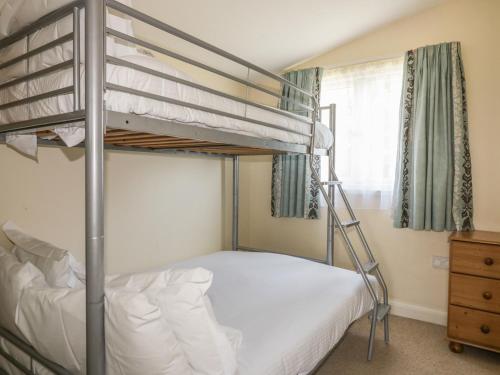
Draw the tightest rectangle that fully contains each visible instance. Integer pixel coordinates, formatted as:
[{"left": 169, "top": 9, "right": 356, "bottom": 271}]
[{"left": 316, "top": 315, "right": 500, "bottom": 375}]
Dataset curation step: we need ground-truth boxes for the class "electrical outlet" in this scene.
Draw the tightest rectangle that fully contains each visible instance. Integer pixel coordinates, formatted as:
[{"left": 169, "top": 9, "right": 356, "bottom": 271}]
[{"left": 432, "top": 256, "right": 449, "bottom": 270}]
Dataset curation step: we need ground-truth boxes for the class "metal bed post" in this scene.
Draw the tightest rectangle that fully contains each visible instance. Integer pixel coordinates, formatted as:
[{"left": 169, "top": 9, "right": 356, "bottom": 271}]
[
  {"left": 232, "top": 155, "right": 240, "bottom": 251},
  {"left": 326, "top": 103, "right": 336, "bottom": 266},
  {"left": 85, "top": 0, "right": 105, "bottom": 374},
  {"left": 73, "top": 6, "right": 81, "bottom": 111}
]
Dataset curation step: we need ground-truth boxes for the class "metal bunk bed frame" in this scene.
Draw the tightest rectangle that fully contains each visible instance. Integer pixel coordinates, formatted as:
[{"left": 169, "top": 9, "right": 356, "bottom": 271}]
[{"left": 0, "top": 0, "right": 389, "bottom": 373}]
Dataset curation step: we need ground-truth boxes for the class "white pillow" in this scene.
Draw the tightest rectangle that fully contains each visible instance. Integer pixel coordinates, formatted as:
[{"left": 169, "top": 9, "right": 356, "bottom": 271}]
[
  {"left": 204, "top": 296, "right": 242, "bottom": 358},
  {"left": 0, "top": 336, "right": 32, "bottom": 375},
  {"left": 105, "top": 287, "right": 192, "bottom": 375},
  {"left": 107, "top": 12, "right": 138, "bottom": 58},
  {"left": 2, "top": 221, "right": 85, "bottom": 288},
  {"left": 9, "top": 0, "right": 74, "bottom": 34},
  {"left": 0, "top": 246, "right": 46, "bottom": 338},
  {"left": 18, "top": 271, "right": 193, "bottom": 375},
  {"left": 0, "top": 38, "right": 27, "bottom": 85},
  {"left": 108, "top": 267, "right": 241, "bottom": 374},
  {"left": 154, "top": 268, "right": 240, "bottom": 375},
  {"left": 5, "top": 0, "right": 133, "bottom": 36},
  {"left": 0, "top": 0, "right": 23, "bottom": 38},
  {"left": 17, "top": 287, "right": 86, "bottom": 373},
  {"left": 0, "top": 3, "right": 138, "bottom": 83}
]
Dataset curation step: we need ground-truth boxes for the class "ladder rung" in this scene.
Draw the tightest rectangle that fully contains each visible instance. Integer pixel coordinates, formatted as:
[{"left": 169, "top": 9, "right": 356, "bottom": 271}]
[
  {"left": 321, "top": 180, "right": 342, "bottom": 186},
  {"left": 363, "top": 261, "right": 379, "bottom": 273},
  {"left": 376, "top": 303, "right": 391, "bottom": 321},
  {"left": 339, "top": 219, "right": 360, "bottom": 228}
]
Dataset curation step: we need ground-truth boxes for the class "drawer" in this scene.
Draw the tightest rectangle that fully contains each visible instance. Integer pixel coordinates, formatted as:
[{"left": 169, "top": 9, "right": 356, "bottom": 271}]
[
  {"left": 450, "top": 273, "right": 500, "bottom": 314},
  {"left": 450, "top": 241, "right": 500, "bottom": 279},
  {"left": 448, "top": 305, "right": 500, "bottom": 350}
]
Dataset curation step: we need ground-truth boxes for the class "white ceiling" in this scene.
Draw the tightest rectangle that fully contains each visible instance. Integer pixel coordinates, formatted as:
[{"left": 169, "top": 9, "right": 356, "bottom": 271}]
[{"left": 133, "top": 0, "right": 445, "bottom": 73}]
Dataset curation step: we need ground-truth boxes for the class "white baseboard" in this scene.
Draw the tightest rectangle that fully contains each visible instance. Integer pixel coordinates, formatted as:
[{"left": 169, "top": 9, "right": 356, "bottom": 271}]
[{"left": 389, "top": 299, "right": 447, "bottom": 326}]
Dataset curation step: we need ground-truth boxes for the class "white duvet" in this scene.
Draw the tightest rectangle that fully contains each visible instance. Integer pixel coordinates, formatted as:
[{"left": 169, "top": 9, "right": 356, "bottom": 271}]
[{"left": 172, "top": 251, "right": 377, "bottom": 375}]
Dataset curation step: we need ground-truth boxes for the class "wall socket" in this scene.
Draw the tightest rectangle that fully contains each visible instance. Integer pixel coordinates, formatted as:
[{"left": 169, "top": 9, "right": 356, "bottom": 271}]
[{"left": 432, "top": 256, "right": 449, "bottom": 270}]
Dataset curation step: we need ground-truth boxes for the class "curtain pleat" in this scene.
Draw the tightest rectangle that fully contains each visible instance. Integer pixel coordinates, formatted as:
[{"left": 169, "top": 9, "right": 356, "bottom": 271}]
[
  {"left": 393, "top": 42, "right": 473, "bottom": 231},
  {"left": 271, "top": 67, "right": 322, "bottom": 219}
]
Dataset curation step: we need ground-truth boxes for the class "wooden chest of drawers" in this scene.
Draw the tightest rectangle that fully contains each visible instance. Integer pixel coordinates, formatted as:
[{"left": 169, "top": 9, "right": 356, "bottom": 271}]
[{"left": 448, "top": 231, "right": 500, "bottom": 354}]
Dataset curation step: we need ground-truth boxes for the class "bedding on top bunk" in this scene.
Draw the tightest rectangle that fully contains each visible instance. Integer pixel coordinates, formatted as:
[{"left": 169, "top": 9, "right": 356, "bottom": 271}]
[{"left": 0, "top": 0, "right": 333, "bottom": 157}]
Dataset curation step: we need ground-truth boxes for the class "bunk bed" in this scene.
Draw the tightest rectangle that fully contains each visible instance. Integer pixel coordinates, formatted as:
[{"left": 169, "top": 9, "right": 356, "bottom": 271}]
[{"left": 0, "top": 1, "right": 389, "bottom": 374}]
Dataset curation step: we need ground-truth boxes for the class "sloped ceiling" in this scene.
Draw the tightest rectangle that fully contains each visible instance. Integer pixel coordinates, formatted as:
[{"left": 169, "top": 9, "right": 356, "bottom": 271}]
[{"left": 133, "top": 0, "right": 445, "bottom": 74}]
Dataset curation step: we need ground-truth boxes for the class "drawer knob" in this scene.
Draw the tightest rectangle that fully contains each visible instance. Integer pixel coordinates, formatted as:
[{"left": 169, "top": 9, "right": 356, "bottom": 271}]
[
  {"left": 482, "top": 291, "right": 493, "bottom": 300},
  {"left": 480, "top": 324, "right": 490, "bottom": 334},
  {"left": 484, "top": 257, "right": 494, "bottom": 266}
]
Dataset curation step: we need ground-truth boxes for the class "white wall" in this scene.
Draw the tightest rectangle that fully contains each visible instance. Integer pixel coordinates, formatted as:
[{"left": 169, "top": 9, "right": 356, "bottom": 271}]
[
  {"left": 0, "top": 2, "right": 249, "bottom": 274},
  {"left": 237, "top": 0, "right": 500, "bottom": 325},
  {"left": 0, "top": 145, "right": 227, "bottom": 275}
]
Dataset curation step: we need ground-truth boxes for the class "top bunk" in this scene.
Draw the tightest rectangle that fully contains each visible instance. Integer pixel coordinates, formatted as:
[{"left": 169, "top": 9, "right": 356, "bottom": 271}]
[{"left": 0, "top": 0, "right": 333, "bottom": 157}]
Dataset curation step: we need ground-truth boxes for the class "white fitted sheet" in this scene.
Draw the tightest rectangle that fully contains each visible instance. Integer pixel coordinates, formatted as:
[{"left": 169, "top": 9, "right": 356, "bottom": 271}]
[
  {"left": 0, "top": 53, "right": 332, "bottom": 149},
  {"left": 171, "top": 251, "right": 377, "bottom": 375}
]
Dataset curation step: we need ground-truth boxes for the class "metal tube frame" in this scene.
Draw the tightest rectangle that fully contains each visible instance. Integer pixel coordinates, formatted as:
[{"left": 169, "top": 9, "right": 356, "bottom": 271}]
[
  {"left": 322, "top": 104, "right": 336, "bottom": 267},
  {"left": 85, "top": 0, "right": 105, "bottom": 374},
  {"left": 73, "top": 6, "right": 81, "bottom": 111},
  {"left": 232, "top": 155, "right": 239, "bottom": 251}
]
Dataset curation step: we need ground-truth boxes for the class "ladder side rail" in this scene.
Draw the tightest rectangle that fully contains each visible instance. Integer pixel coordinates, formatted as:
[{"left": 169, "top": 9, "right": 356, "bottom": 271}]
[
  {"left": 309, "top": 166, "right": 379, "bottom": 304},
  {"left": 331, "top": 167, "right": 389, "bottom": 301},
  {"left": 310, "top": 99, "right": 378, "bottom": 302},
  {"left": 330, "top": 166, "right": 377, "bottom": 260},
  {"left": 329, "top": 166, "right": 388, "bottom": 278},
  {"left": 311, "top": 99, "right": 388, "bottom": 358},
  {"left": 326, "top": 104, "right": 336, "bottom": 266}
]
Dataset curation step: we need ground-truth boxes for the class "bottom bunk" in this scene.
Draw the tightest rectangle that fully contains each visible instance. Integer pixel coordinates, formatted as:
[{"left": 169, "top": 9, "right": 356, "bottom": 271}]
[
  {"left": 172, "top": 251, "right": 377, "bottom": 375},
  {"left": 0, "top": 245, "right": 376, "bottom": 375}
]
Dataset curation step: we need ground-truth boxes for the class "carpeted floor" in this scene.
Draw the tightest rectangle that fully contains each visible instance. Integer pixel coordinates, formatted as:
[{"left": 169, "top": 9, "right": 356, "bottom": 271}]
[{"left": 316, "top": 315, "right": 500, "bottom": 375}]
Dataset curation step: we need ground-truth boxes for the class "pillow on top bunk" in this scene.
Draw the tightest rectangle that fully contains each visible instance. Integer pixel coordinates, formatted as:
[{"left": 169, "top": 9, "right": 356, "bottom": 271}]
[
  {"left": 2, "top": 221, "right": 85, "bottom": 289},
  {"left": 0, "top": 0, "right": 23, "bottom": 38},
  {"left": 0, "top": 0, "right": 138, "bottom": 86},
  {"left": 0, "top": 0, "right": 133, "bottom": 37},
  {"left": 0, "top": 246, "right": 46, "bottom": 339},
  {"left": 0, "top": 0, "right": 69, "bottom": 37}
]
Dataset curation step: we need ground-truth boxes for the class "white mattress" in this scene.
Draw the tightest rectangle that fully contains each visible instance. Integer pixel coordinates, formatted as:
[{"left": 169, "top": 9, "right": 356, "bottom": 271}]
[
  {"left": 172, "top": 251, "right": 377, "bottom": 375},
  {"left": 0, "top": 55, "right": 332, "bottom": 149}
]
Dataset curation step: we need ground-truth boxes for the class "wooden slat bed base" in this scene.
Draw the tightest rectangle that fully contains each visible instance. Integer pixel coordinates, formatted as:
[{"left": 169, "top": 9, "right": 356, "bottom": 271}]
[{"left": 36, "top": 128, "right": 277, "bottom": 155}]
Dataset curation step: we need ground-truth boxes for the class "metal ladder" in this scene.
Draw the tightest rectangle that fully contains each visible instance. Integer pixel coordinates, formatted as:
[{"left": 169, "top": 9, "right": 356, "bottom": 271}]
[{"left": 310, "top": 103, "right": 390, "bottom": 361}]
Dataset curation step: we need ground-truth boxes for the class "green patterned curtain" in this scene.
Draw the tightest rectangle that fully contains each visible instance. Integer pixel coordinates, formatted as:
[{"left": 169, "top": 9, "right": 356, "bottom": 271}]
[
  {"left": 393, "top": 42, "right": 473, "bottom": 231},
  {"left": 271, "top": 68, "right": 322, "bottom": 219}
]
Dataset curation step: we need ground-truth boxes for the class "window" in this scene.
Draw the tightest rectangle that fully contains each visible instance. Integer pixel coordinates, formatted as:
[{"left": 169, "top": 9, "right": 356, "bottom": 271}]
[{"left": 320, "top": 57, "right": 403, "bottom": 209}]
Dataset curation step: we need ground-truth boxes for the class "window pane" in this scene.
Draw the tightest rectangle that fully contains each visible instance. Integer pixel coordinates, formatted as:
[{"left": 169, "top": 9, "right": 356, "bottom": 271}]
[{"left": 320, "top": 57, "right": 403, "bottom": 209}]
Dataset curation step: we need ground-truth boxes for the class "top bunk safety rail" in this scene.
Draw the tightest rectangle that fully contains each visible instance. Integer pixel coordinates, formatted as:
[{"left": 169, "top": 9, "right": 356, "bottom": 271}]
[{"left": 0, "top": 0, "right": 319, "bottom": 145}]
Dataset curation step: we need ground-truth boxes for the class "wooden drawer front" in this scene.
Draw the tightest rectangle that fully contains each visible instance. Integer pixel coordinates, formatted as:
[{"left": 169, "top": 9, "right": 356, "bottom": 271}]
[
  {"left": 448, "top": 305, "right": 500, "bottom": 350},
  {"left": 451, "top": 241, "right": 500, "bottom": 279},
  {"left": 450, "top": 274, "right": 500, "bottom": 314}
]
